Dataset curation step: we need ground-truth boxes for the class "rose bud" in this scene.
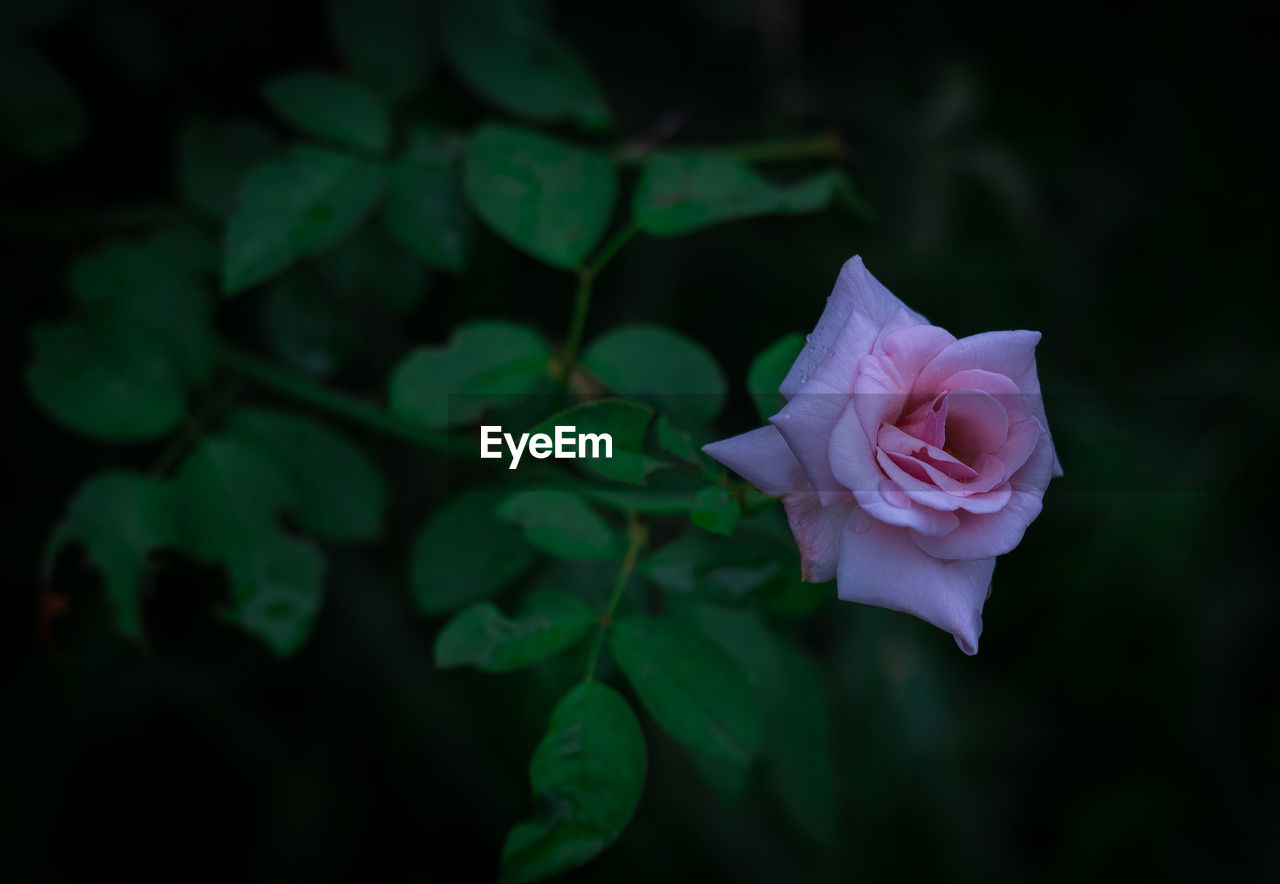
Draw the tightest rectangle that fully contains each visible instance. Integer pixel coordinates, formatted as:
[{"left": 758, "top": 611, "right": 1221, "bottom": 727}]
[{"left": 704, "top": 257, "right": 1062, "bottom": 654}]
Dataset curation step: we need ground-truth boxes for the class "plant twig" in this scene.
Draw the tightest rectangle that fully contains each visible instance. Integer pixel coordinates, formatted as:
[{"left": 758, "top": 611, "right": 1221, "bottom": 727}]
[{"left": 584, "top": 511, "right": 647, "bottom": 682}]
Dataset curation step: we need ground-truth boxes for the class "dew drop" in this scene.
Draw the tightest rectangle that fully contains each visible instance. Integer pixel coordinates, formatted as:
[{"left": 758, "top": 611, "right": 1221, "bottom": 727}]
[{"left": 850, "top": 510, "right": 872, "bottom": 534}]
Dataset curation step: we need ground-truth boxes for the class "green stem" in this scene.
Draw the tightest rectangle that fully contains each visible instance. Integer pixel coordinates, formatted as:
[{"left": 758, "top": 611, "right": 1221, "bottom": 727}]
[
  {"left": 584, "top": 512, "right": 647, "bottom": 682},
  {"left": 218, "top": 345, "right": 457, "bottom": 452},
  {"left": 557, "top": 221, "right": 641, "bottom": 405},
  {"left": 612, "top": 131, "right": 843, "bottom": 166},
  {"left": 148, "top": 378, "right": 242, "bottom": 478}
]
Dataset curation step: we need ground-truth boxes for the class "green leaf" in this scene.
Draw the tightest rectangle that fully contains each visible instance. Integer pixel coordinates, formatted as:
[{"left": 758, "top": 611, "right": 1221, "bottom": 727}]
[
  {"left": 435, "top": 591, "right": 597, "bottom": 672},
  {"left": 583, "top": 324, "right": 726, "bottom": 425},
  {"left": 764, "top": 638, "right": 838, "bottom": 847},
  {"left": 43, "top": 472, "right": 174, "bottom": 638},
  {"left": 500, "top": 683, "right": 645, "bottom": 884},
  {"left": 747, "top": 332, "right": 804, "bottom": 422},
  {"left": 389, "top": 320, "right": 550, "bottom": 428},
  {"left": 325, "top": 0, "right": 435, "bottom": 103},
  {"left": 224, "top": 408, "right": 388, "bottom": 542},
  {"left": 177, "top": 116, "right": 280, "bottom": 218},
  {"left": 261, "top": 72, "right": 391, "bottom": 154},
  {"left": 314, "top": 226, "right": 430, "bottom": 314},
  {"left": 26, "top": 235, "right": 215, "bottom": 441},
  {"left": 531, "top": 400, "right": 660, "bottom": 485},
  {"left": 464, "top": 123, "right": 617, "bottom": 269},
  {"left": 498, "top": 491, "right": 619, "bottom": 560},
  {"left": 27, "top": 322, "right": 186, "bottom": 441},
  {"left": 224, "top": 144, "right": 386, "bottom": 295},
  {"left": 410, "top": 490, "right": 536, "bottom": 615},
  {"left": 172, "top": 437, "right": 324, "bottom": 655},
  {"left": 0, "top": 43, "right": 86, "bottom": 161},
  {"left": 691, "top": 487, "right": 740, "bottom": 537},
  {"left": 440, "top": 0, "right": 611, "bottom": 131},
  {"left": 610, "top": 615, "right": 761, "bottom": 765},
  {"left": 70, "top": 239, "right": 215, "bottom": 384},
  {"left": 632, "top": 153, "right": 843, "bottom": 235},
  {"left": 383, "top": 138, "right": 473, "bottom": 272},
  {"left": 640, "top": 528, "right": 786, "bottom": 605}
]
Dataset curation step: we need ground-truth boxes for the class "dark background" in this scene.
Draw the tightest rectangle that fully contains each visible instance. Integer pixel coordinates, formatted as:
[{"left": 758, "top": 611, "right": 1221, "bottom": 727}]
[{"left": 5, "top": 1, "right": 1277, "bottom": 881}]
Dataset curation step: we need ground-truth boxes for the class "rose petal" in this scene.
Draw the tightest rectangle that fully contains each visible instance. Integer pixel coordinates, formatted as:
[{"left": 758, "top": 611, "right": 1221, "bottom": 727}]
[
  {"left": 897, "top": 392, "right": 948, "bottom": 449},
  {"left": 783, "top": 494, "right": 854, "bottom": 583},
  {"left": 942, "top": 389, "right": 1009, "bottom": 457},
  {"left": 916, "top": 332, "right": 1062, "bottom": 478},
  {"left": 837, "top": 515, "right": 995, "bottom": 655},
  {"left": 915, "top": 331, "right": 1042, "bottom": 395},
  {"left": 702, "top": 425, "right": 808, "bottom": 497},
  {"left": 779, "top": 256, "right": 926, "bottom": 399},
  {"left": 851, "top": 324, "right": 957, "bottom": 447},
  {"left": 852, "top": 482, "right": 961, "bottom": 535},
  {"left": 909, "top": 423, "right": 1056, "bottom": 560}
]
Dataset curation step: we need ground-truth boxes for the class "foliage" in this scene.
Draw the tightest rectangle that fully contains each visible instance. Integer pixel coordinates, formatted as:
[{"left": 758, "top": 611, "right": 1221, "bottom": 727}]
[{"left": 23, "top": 1, "right": 873, "bottom": 880}]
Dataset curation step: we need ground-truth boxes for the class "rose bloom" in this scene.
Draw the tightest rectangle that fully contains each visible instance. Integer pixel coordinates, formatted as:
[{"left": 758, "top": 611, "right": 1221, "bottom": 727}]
[{"left": 704, "top": 257, "right": 1061, "bottom": 654}]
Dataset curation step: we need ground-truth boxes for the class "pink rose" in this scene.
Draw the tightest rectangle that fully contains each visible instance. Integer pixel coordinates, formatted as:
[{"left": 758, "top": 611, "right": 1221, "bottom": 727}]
[{"left": 704, "top": 256, "right": 1061, "bottom": 654}]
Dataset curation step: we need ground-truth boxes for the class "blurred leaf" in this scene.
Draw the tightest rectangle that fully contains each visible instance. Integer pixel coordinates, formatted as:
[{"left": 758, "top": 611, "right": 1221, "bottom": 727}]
[
  {"left": 440, "top": 0, "right": 611, "bottom": 131},
  {"left": 532, "top": 400, "right": 660, "bottom": 485},
  {"left": 435, "top": 591, "right": 597, "bottom": 672},
  {"left": 70, "top": 239, "right": 215, "bottom": 384},
  {"left": 610, "top": 615, "right": 761, "bottom": 765},
  {"left": 640, "top": 527, "right": 786, "bottom": 605},
  {"left": 764, "top": 637, "right": 838, "bottom": 847},
  {"left": 26, "top": 236, "right": 214, "bottom": 441},
  {"left": 464, "top": 123, "right": 617, "bottom": 269},
  {"left": 389, "top": 320, "right": 549, "bottom": 428},
  {"left": 498, "top": 490, "right": 619, "bottom": 560},
  {"left": 315, "top": 226, "right": 429, "bottom": 314},
  {"left": 259, "top": 275, "right": 358, "bottom": 378},
  {"left": 582, "top": 488, "right": 698, "bottom": 515},
  {"left": 143, "top": 224, "right": 219, "bottom": 277},
  {"left": 224, "top": 408, "right": 387, "bottom": 542},
  {"left": 325, "top": 0, "right": 435, "bottom": 103},
  {"left": 224, "top": 144, "right": 385, "bottom": 295},
  {"left": 177, "top": 116, "right": 280, "bottom": 218},
  {"left": 384, "top": 144, "right": 473, "bottom": 272},
  {"left": 0, "top": 43, "right": 86, "bottom": 161},
  {"left": 261, "top": 72, "right": 391, "bottom": 154},
  {"left": 583, "top": 324, "right": 726, "bottom": 425},
  {"left": 410, "top": 490, "right": 536, "bottom": 615},
  {"left": 691, "top": 486, "right": 739, "bottom": 536},
  {"left": 632, "top": 153, "right": 844, "bottom": 235},
  {"left": 26, "top": 323, "right": 185, "bottom": 440},
  {"left": 746, "top": 332, "right": 804, "bottom": 423},
  {"left": 172, "top": 437, "right": 324, "bottom": 655},
  {"left": 500, "top": 683, "right": 645, "bottom": 884},
  {"left": 654, "top": 415, "right": 711, "bottom": 472},
  {"left": 42, "top": 471, "right": 174, "bottom": 638}
]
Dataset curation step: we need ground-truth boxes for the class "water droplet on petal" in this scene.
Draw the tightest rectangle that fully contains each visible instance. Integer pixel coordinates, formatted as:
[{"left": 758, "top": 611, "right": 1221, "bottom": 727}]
[{"left": 850, "top": 510, "right": 872, "bottom": 534}]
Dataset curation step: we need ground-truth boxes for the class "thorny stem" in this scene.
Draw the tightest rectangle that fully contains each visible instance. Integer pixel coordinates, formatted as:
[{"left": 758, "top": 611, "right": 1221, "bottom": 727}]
[{"left": 584, "top": 512, "right": 647, "bottom": 682}]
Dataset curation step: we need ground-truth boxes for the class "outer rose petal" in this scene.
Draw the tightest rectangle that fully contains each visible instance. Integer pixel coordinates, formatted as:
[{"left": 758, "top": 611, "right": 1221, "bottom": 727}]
[
  {"left": 702, "top": 426, "right": 851, "bottom": 583},
  {"left": 837, "top": 514, "right": 995, "bottom": 655},
  {"left": 783, "top": 494, "right": 854, "bottom": 582},
  {"left": 779, "top": 256, "right": 925, "bottom": 400},
  {"left": 701, "top": 425, "right": 807, "bottom": 496}
]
